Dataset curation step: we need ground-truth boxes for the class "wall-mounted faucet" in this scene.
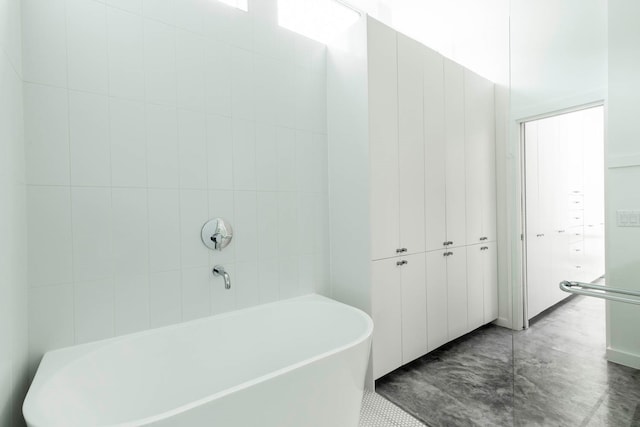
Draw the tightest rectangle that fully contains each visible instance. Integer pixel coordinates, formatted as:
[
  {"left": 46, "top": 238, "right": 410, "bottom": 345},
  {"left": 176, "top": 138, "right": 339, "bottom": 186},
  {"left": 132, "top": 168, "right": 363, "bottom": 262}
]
[
  {"left": 201, "top": 218, "right": 233, "bottom": 251},
  {"left": 213, "top": 265, "right": 231, "bottom": 290}
]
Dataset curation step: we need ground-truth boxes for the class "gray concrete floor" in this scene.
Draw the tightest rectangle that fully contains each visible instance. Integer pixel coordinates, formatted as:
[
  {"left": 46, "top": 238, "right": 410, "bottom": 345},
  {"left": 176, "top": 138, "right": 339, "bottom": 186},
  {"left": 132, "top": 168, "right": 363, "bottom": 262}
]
[{"left": 376, "top": 294, "right": 640, "bottom": 427}]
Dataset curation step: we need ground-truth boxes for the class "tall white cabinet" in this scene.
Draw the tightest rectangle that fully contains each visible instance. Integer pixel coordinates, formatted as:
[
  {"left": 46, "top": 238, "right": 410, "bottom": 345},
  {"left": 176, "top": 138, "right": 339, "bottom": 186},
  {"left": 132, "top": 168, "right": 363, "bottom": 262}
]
[
  {"left": 328, "top": 16, "right": 500, "bottom": 381},
  {"left": 524, "top": 107, "right": 605, "bottom": 320}
]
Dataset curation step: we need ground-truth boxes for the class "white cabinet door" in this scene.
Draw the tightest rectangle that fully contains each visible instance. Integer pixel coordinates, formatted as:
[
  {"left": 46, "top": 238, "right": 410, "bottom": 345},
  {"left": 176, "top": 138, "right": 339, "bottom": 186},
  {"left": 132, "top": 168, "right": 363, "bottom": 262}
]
[
  {"left": 444, "top": 59, "right": 466, "bottom": 248},
  {"left": 398, "top": 34, "right": 425, "bottom": 255},
  {"left": 464, "top": 70, "right": 494, "bottom": 245},
  {"left": 446, "top": 247, "right": 468, "bottom": 340},
  {"left": 368, "top": 20, "right": 399, "bottom": 261},
  {"left": 400, "top": 253, "right": 427, "bottom": 363},
  {"left": 372, "top": 258, "right": 402, "bottom": 379},
  {"left": 537, "top": 116, "right": 557, "bottom": 236},
  {"left": 478, "top": 79, "right": 496, "bottom": 243},
  {"left": 424, "top": 47, "right": 447, "bottom": 252},
  {"left": 466, "top": 244, "right": 484, "bottom": 330},
  {"left": 483, "top": 242, "right": 498, "bottom": 323},
  {"left": 426, "top": 250, "right": 448, "bottom": 351}
]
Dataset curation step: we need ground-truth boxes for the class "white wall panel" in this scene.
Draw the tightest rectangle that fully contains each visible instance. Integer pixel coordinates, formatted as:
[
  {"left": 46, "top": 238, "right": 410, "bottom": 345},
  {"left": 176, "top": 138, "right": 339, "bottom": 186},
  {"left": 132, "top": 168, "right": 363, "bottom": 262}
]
[{"left": 22, "top": 0, "right": 330, "bottom": 380}]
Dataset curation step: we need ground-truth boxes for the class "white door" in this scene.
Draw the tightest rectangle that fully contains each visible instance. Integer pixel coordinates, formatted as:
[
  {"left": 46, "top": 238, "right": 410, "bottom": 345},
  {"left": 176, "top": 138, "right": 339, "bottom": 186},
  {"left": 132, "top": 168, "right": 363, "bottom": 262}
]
[
  {"left": 368, "top": 20, "right": 399, "bottom": 261},
  {"left": 483, "top": 241, "right": 499, "bottom": 323},
  {"left": 426, "top": 250, "right": 448, "bottom": 351},
  {"left": 444, "top": 59, "right": 466, "bottom": 248},
  {"left": 372, "top": 258, "right": 402, "bottom": 379},
  {"left": 446, "top": 247, "right": 468, "bottom": 340},
  {"left": 424, "top": 47, "right": 447, "bottom": 252},
  {"left": 464, "top": 70, "right": 484, "bottom": 246},
  {"left": 525, "top": 121, "right": 545, "bottom": 318},
  {"left": 400, "top": 253, "right": 427, "bottom": 363},
  {"left": 397, "top": 34, "right": 425, "bottom": 255},
  {"left": 466, "top": 243, "right": 485, "bottom": 330},
  {"left": 464, "top": 70, "right": 495, "bottom": 245}
]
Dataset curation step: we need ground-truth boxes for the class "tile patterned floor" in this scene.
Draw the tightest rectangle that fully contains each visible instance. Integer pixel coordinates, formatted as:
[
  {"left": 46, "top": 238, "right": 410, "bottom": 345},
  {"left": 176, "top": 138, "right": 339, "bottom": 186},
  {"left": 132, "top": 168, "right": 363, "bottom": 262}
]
[
  {"left": 360, "top": 390, "right": 426, "bottom": 427},
  {"left": 376, "top": 294, "right": 640, "bottom": 427}
]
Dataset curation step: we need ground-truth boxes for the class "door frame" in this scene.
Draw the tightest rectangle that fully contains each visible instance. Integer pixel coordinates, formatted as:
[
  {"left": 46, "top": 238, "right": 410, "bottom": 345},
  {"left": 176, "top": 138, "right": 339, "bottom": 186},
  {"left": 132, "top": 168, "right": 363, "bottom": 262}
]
[{"left": 517, "top": 101, "right": 605, "bottom": 330}]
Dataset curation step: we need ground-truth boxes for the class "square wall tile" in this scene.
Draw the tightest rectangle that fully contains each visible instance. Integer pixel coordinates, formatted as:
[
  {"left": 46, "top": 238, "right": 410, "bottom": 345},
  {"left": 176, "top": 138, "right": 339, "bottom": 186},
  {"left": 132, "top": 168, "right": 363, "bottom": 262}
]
[
  {"left": 231, "top": 47, "right": 254, "bottom": 121},
  {"left": 1, "top": 0, "right": 23, "bottom": 75},
  {"left": 258, "top": 259, "right": 279, "bottom": 303},
  {"left": 235, "top": 261, "right": 258, "bottom": 309},
  {"left": 143, "top": 0, "right": 175, "bottom": 25},
  {"left": 233, "top": 191, "right": 257, "bottom": 263},
  {"left": 21, "top": 0, "right": 67, "bottom": 87},
  {"left": 106, "top": 0, "right": 142, "bottom": 15},
  {"left": 295, "top": 130, "right": 313, "bottom": 192},
  {"left": 277, "top": 192, "right": 298, "bottom": 257},
  {"left": 114, "top": 274, "right": 149, "bottom": 335},
  {"left": 206, "top": 113, "right": 233, "bottom": 190},
  {"left": 204, "top": 40, "right": 231, "bottom": 117},
  {"left": 276, "top": 127, "right": 296, "bottom": 191},
  {"left": 181, "top": 266, "right": 210, "bottom": 320},
  {"left": 176, "top": 29, "right": 205, "bottom": 112},
  {"left": 255, "top": 123, "right": 278, "bottom": 191},
  {"left": 28, "top": 284, "right": 74, "bottom": 369},
  {"left": 257, "top": 191, "right": 278, "bottom": 260},
  {"left": 24, "top": 83, "right": 70, "bottom": 186},
  {"left": 297, "top": 193, "right": 316, "bottom": 255},
  {"left": 27, "top": 186, "right": 73, "bottom": 287},
  {"left": 143, "top": 18, "right": 176, "bottom": 106},
  {"left": 72, "top": 187, "right": 113, "bottom": 282},
  {"left": 179, "top": 189, "right": 209, "bottom": 269},
  {"left": 112, "top": 188, "right": 148, "bottom": 276},
  {"left": 232, "top": 119, "right": 256, "bottom": 190},
  {"left": 279, "top": 256, "right": 299, "bottom": 299},
  {"left": 204, "top": 0, "right": 252, "bottom": 51},
  {"left": 312, "top": 133, "right": 328, "bottom": 193},
  {"left": 178, "top": 109, "right": 207, "bottom": 189},
  {"left": 173, "top": 0, "right": 203, "bottom": 34},
  {"left": 66, "top": 0, "right": 108, "bottom": 94},
  {"left": 274, "top": 59, "right": 296, "bottom": 128},
  {"left": 69, "top": 91, "right": 111, "bottom": 187},
  {"left": 74, "top": 278, "right": 114, "bottom": 344},
  {"left": 253, "top": 54, "right": 278, "bottom": 125},
  {"left": 148, "top": 189, "right": 180, "bottom": 272},
  {"left": 109, "top": 98, "right": 146, "bottom": 187},
  {"left": 107, "top": 6, "right": 144, "bottom": 101},
  {"left": 149, "top": 270, "right": 181, "bottom": 327},
  {"left": 146, "top": 104, "right": 179, "bottom": 188}
]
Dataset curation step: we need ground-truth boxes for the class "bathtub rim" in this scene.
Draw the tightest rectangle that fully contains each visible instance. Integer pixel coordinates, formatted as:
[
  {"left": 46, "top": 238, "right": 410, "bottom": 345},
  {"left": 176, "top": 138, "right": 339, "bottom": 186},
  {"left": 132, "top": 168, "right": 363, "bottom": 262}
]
[{"left": 23, "top": 293, "right": 373, "bottom": 427}]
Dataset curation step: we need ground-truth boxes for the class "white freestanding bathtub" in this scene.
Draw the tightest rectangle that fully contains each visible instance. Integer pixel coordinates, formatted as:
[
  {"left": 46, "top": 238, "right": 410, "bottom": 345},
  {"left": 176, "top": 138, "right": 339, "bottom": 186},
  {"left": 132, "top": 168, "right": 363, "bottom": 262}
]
[{"left": 23, "top": 294, "right": 373, "bottom": 427}]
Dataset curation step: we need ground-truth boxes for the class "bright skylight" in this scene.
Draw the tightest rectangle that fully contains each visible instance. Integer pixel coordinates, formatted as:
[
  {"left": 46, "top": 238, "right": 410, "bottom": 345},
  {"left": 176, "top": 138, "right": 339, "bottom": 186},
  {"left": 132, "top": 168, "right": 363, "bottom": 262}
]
[
  {"left": 217, "top": 0, "right": 248, "bottom": 12},
  {"left": 278, "top": 0, "right": 361, "bottom": 45}
]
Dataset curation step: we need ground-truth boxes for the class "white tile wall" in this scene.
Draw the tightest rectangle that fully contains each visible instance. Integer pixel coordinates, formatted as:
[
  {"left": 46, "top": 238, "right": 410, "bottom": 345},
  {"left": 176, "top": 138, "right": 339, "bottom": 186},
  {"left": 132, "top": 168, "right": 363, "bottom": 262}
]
[
  {"left": 1, "top": 0, "right": 28, "bottom": 422},
  {"left": 23, "top": 0, "right": 329, "bottom": 374}
]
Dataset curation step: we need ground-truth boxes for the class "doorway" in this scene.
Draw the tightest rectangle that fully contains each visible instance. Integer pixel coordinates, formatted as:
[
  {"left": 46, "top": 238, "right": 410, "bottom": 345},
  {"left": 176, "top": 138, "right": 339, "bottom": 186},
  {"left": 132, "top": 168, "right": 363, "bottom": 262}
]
[{"left": 522, "top": 105, "right": 605, "bottom": 322}]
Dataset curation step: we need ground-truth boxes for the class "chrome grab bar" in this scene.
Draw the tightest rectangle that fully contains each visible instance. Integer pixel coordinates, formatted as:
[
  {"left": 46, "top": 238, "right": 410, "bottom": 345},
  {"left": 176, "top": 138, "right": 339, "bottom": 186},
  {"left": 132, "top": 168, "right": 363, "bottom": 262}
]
[{"left": 559, "top": 281, "right": 640, "bottom": 305}]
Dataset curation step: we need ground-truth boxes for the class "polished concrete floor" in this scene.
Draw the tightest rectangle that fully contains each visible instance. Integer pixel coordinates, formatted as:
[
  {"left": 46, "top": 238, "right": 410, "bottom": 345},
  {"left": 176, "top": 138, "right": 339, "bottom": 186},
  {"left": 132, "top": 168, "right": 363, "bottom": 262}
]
[{"left": 376, "top": 295, "right": 640, "bottom": 427}]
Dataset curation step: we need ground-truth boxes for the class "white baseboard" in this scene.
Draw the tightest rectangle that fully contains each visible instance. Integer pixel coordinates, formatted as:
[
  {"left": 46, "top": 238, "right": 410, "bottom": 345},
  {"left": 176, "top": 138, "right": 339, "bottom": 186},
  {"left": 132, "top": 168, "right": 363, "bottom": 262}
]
[{"left": 606, "top": 347, "right": 640, "bottom": 369}]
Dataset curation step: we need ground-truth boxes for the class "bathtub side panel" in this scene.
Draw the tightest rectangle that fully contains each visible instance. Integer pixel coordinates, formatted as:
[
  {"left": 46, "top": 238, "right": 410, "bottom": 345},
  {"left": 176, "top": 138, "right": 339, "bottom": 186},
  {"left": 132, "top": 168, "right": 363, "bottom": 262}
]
[{"left": 150, "top": 337, "right": 371, "bottom": 427}]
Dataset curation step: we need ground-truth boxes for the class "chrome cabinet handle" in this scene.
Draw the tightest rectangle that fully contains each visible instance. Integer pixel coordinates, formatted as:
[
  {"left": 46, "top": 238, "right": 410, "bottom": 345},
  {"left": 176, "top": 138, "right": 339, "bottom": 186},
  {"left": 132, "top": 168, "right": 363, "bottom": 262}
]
[
  {"left": 557, "top": 230, "right": 565, "bottom": 233},
  {"left": 479, "top": 237, "right": 488, "bottom": 241},
  {"left": 536, "top": 234, "right": 544, "bottom": 237},
  {"left": 443, "top": 251, "right": 453, "bottom": 257},
  {"left": 443, "top": 241, "right": 453, "bottom": 246},
  {"left": 396, "top": 248, "right": 408, "bottom": 253},
  {"left": 396, "top": 260, "right": 408, "bottom": 266},
  {"left": 480, "top": 246, "right": 488, "bottom": 250}
]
